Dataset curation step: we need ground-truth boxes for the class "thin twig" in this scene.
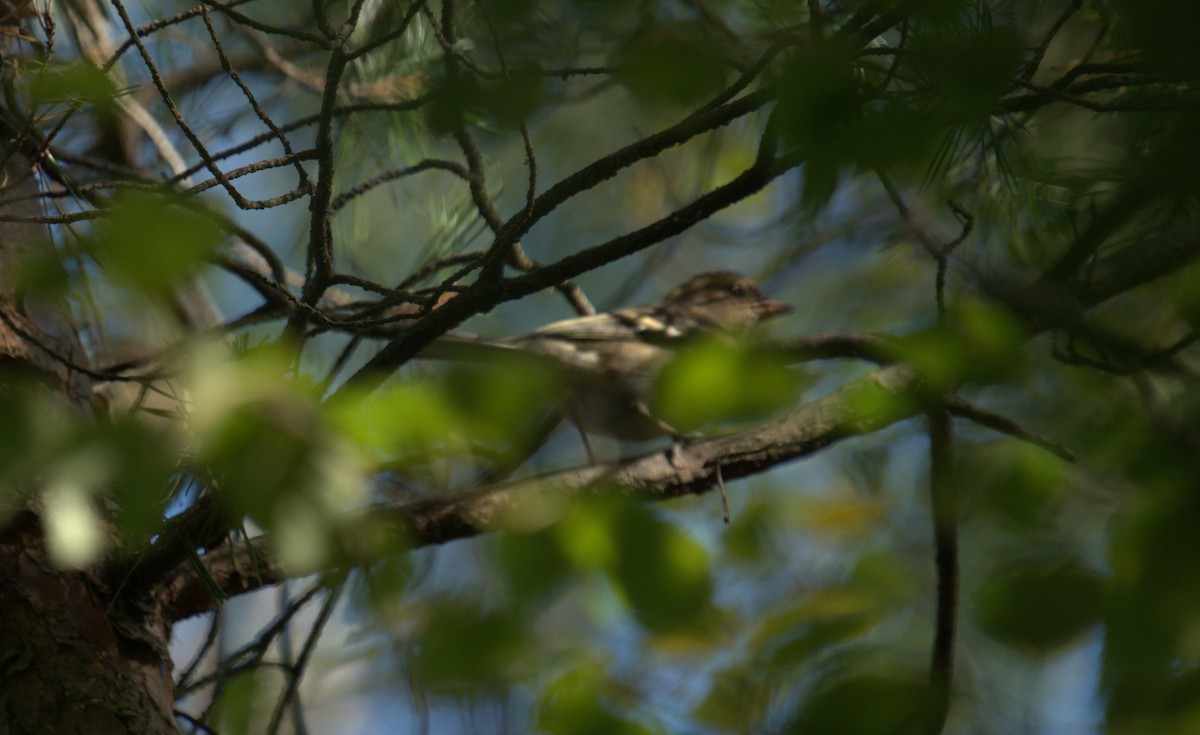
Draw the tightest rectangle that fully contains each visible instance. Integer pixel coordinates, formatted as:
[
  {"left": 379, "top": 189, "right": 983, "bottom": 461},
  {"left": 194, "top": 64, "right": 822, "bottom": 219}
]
[
  {"left": 265, "top": 582, "right": 344, "bottom": 734},
  {"left": 1019, "top": 0, "right": 1082, "bottom": 83},
  {"left": 926, "top": 406, "right": 957, "bottom": 730},
  {"left": 943, "top": 396, "right": 1078, "bottom": 462},
  {"left": 715, "top": 463, "right": 730, "bottom": 524}
]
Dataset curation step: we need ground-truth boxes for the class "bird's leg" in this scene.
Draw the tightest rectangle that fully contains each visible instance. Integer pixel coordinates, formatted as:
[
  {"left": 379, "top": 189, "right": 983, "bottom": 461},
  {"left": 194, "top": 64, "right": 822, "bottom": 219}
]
[
  {"left": 565, "top": 405, "right": 598, "bottom": 465},
  {"left": 715, "top": 463, "right": 730, "bottom": 524},
  {"left": 632, "top": 400, "right": 701, "bottom": 471},
  {"left": 576, "top": 423, "right": 598, "bottom": 465}
]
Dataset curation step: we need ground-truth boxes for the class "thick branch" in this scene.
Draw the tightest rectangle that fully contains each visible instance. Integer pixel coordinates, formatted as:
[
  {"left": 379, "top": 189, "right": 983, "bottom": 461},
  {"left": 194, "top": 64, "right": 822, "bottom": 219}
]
[{"left": 161, "top": 364, "right": 920, "bottom": 620}]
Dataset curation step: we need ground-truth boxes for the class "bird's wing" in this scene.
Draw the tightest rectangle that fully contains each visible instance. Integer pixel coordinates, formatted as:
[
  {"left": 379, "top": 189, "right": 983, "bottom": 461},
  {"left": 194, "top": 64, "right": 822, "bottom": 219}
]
[
  {"left": 519, "top": 312, "right": 639, "bottom": 342},
  {"left": 417, "top": 333, "right": 527, "bottom": 361},
  {"left": 520, "top": 309, "right": 684, "bottom": 342}
]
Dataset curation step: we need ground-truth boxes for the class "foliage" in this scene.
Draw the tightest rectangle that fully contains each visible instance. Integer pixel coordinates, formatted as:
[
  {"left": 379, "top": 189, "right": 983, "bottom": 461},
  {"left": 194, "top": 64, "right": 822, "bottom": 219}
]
[{"left": 1, "top": 0, "right": 1199, "bottom": 733}]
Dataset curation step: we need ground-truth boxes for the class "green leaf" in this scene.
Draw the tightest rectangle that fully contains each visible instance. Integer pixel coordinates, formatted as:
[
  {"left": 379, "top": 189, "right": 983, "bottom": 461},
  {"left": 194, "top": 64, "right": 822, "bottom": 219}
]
[
  {"left": 536, "top": 662, "right": 658, "bottom": 735},
  {"left": 412, "top": 596, "right": 526, "bottom": 693},
  {"left": 615, "top": 21, "right": 728, "bottom": 107},
  {"left": 557, "top": 498, "right": 712, "bottom": 631},
  {"left": 92, "top": 191, "right": 222, "bottom": 295},
  {"left": 962, "top": 441, "right": 1068, "bottom": 531},
  {"left": 350, "top": 556, "right": 415, "bottom": 611},
  {"left": 752, "top": 592, "right": 884, "bottom": 675},
  {"left": 213, "top": 671, "right": 268, "bottom": 735},
  {"left": 609, "top": 502, "right": 713, "bottom": 632},
  {"left": 556, "top": 497, "right": 621, "bottom": 572},
  {"left": 330, "top": 379, "right": 461, "bottom": 460},
  {"left": 788, "top": 674, "right": 943, "bottom": 735},
  {"left": 848, "top": 551, "right": 918, "bottom": 610},
  {"left": 191, "top": 348, "right": 364, "bottom": 570},
  {"left": 694, "top": 664, "right": 772, "bottom": 731},
  {"left": 723, "top": 498, "right": 779, "bottom": 562},
  {"left": 896, "top": 299, "right": 1027, "bottom": 392},
  {"left": 41, "top": 468, "right": 106, "bottom": 569},
  {"left": 776, "top": 43, "right": 864, "bottom": 156},
  {"left": 104, "top": 417, "right": 179, "bottom": 541},
  {"left": 206, "top": 395, "right": 325, "bottom": 524},
  {"left": 653, "top": 339, "right": 802, "bottom": 432},
  {"left": 28, "top": 61, "right": 118, "bottom": 111},
  {"left": 498, "top": 528, "right": 574, "bottom": 605},
  {"left": 424, "top": 69, "right": 546, "bottom": 133},
  {"left": 442, "top": 356, "right": 563, "bottom": 444},
  {"left": 974, "top": 558, "right": 1105, "bottom": 655}
]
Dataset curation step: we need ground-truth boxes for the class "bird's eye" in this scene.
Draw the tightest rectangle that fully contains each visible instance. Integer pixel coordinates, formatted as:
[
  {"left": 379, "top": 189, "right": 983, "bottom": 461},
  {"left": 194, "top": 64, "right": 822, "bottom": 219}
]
[{"left": 726, "top": 282, "right": 744, "bottom": 296}]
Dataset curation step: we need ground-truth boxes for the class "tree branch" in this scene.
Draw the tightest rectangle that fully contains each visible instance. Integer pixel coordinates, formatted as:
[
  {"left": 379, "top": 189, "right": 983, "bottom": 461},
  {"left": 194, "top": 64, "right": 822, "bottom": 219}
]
[{"left": 162, "top": 363, "right": 921, "bottom": 620}]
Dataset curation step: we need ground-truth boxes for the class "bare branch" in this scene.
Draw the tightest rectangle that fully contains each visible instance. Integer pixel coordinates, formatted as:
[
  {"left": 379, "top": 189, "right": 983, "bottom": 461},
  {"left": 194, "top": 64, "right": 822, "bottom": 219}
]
[{"left": 943, "top": 395, "right": 1078, "bottom": 462}]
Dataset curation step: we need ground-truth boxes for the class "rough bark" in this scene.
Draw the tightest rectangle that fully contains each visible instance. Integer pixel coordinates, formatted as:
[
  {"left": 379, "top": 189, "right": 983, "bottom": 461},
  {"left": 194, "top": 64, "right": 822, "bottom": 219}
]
[
  {"left": 0, "top": 514, "right": 177, "bottom": 735},
  {"left": 0, "top": 35, "right": 179, "bottom": 734}
]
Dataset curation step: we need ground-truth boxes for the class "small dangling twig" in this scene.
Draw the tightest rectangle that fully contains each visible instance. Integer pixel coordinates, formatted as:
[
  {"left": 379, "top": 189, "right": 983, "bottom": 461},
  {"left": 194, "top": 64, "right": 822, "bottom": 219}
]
[{"left": 715, "top": 464, "right": 730, "bottom": 524}]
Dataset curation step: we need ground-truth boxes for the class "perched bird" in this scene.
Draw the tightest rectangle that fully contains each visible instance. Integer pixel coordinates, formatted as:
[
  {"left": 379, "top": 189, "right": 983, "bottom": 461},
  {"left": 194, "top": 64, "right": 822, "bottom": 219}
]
[{"left": 422, "top": 271, "right": 792, "bottom": 458}]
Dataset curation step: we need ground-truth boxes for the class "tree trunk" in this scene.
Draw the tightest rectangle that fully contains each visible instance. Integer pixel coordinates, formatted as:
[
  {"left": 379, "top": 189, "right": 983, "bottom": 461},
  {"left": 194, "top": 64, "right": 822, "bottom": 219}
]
[{"left": 0, "top": 34, "right": 179, "bottom": 734}]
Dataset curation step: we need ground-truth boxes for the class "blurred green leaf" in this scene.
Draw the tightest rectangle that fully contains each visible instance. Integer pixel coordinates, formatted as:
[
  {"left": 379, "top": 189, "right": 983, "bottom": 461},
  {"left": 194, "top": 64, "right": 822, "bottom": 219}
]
[
  {"left": 653, "top": 339, "right": 802, "bottom": 432},
  {"left": 778, "top": 43, "right": 942, "bottom": 184},
  {"left": 28, "top": 61, "right": 117, "bottom": 111},
  {"left": 753, "top": 591, "right": 884, "bottom": 674},
  {"left": 558, "top": 498, "right": 712, "bottom": 631},
  {"left": 793, "top": 491, "right": 887, "bottom": 541},
  {"left": 694, "top": 663, "right": 772, "bottom": 731},
  {"left": 723, "top": 498, "right": 781, "bottom": 562},
  {"left": 556, "top": 497, "right": 622, "bottom": 571},
  {"left": 205, "top": 395, "right": 325, "bottom": 523},
  {"left": 896, "top": 299, "right": 1027, "bottom": 392},
  {"left": 191, "top": 348, "right": 364, "bottom": 569},
  {"left": 841, "top": 370, "right": 921, "bottom": 427},
  {"left": 788, "top": 673, "right": 942, "bottom": 735},
  {"left": 88, "top": 190, "right": 222, "bottom": 295},
  {"left": 350, "top": 556, "right": 415, "bottom": 612},
  {"left": 412, "top": 595, "right": 526, "bottom": 693},
  {"left": 849, "top": 551, "right": 918, "bottom": 610},
  {"left": 479, "top": 0, "right": 537, "bottom": 25},
  {"left": 212, "top": 671, "right": 268, "bottom": 735},
  {"left": 41, "top": 466, "right": 106, "bottom": 569},
  {"left": 104, "top": 416, "right": 178, "bottom": 541},
  {"left": 562, "top": 0, "right": 639, "bottom": 22},
  {"left": 14, "top": 246, "right": 73, "bottom": 301},
  {"left": 1105, "top": 456, "right": 1200, "bottom": 723},
  {"left": 609, "top": 502, "right": 713, "bottom": 632},
  {"left": 425, "top": 70, "right": 546, "bottom": 132},
  {"left": 536, "top": 662, "right": 658, "bottom": 735},
  {"left": 0, "top": 390, "right": 72, "bottom": 487},
  {"left": 615, "top": 21, "right": 728, "bottom": 107},
  {"left": 330, "top": 379, "right": 461, "bottom": 460},
  {"left": 777, "top": 43, "right": 864, "bottom": 154},
  {"left": 1171, "top": 266, "right": 1200, "bottom": 328},
  {"left": 425, "top": 73, "right": 475, "bottom": 136},
  {"left": 974, "top": 558, "right": 1105, "bottom": 655},
  {"left": 443, "top": 355, "right": 562, "bottom": 443},
  {"left": 499, "top": 528, "right": 575, "bottom": 605},
  {"left": 961, "top": 440, "right": 1067, "bottom": 531}
]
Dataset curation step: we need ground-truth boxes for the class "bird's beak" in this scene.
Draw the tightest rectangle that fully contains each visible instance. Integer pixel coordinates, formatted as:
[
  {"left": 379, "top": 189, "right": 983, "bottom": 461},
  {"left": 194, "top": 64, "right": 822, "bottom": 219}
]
[{"left": 754, "top": 299, "right": 793, "bottom": 320}]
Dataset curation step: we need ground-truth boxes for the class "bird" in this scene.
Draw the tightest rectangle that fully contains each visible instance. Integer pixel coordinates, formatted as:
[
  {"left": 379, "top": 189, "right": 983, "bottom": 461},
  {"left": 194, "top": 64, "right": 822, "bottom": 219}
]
[{"left": 420, "top": 271, "right": 792, "bottom": 460}]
